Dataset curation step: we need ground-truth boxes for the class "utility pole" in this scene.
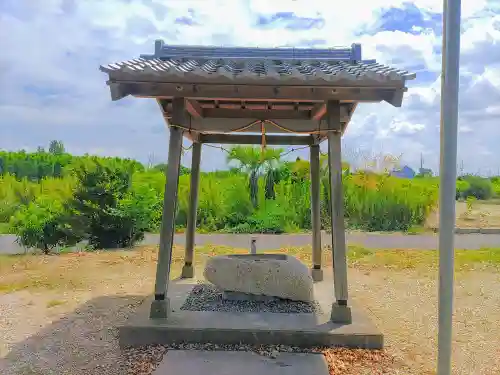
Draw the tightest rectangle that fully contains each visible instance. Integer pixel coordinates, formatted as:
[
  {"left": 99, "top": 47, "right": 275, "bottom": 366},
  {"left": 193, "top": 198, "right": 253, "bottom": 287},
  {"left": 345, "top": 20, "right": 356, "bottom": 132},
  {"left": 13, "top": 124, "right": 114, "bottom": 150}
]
[
  {"left": 437, "top": 0, "right": 461, "bottom": 373},
  {"left": 147, "top": 153, "right": 156, "bottom": 169}
]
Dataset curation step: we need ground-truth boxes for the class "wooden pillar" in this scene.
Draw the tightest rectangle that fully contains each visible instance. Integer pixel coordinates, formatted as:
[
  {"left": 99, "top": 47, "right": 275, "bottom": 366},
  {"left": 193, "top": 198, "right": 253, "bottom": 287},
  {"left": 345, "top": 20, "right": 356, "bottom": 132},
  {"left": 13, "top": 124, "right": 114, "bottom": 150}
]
[
  {"left": 326, "top": 100, "right": 352, "bottom": 324},
  {"left": 310, "top": 144, "right": 323, "bottom": 282},
  {"left": 181, "top": 141, "right": 202, "bottom": 278},
  {"left": 150, "top": 98, "right": 185, "bottom": 319}
]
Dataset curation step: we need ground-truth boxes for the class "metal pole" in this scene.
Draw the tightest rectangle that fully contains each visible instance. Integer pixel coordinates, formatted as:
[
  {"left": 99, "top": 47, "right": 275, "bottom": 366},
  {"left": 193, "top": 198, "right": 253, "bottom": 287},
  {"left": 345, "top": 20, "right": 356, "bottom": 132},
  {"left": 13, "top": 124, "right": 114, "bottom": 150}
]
[
  {"left": 250, "top": 237, "right": 257, "bottom": 255},
  {"left": 438, "top": 0, "right": 461, "bottom": 373}
]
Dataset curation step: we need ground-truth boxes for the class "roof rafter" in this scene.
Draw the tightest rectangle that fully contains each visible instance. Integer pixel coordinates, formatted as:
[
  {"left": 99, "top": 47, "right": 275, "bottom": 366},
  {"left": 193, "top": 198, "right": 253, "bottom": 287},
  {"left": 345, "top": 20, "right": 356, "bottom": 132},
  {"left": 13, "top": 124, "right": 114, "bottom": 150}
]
[{"left": 185, "top": 99, "right": 203, "bottom": 118}]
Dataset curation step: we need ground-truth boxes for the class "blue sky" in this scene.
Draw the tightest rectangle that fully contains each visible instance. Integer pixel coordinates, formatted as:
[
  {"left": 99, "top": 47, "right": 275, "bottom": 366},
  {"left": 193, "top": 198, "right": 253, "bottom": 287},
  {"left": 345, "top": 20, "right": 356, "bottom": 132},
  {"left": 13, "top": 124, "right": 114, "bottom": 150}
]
[{"left": 1, "top": 0, "right": 500, "bottom": 174}]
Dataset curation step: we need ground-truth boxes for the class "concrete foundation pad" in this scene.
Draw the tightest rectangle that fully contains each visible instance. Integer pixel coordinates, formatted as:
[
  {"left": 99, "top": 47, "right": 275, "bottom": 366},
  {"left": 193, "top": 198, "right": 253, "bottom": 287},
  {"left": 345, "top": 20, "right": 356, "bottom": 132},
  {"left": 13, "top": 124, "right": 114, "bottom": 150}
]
[
  {"left": 149, "top": 298, "right": 170, "bottom": 319},
  {"left": 311, "top": 268, "right": 324, "bottom": 282},
  {"left": 152, "top": 350, "right": 329, "bottom": 375},
  {"left": 180, "top": 264, "right": 194, "bottom": 278},
  {"left": 120, "top": 276, "right": 383, "bottom": 349},
  {"left": 330, "top": 302, "right": 352, "bottom": 324}
]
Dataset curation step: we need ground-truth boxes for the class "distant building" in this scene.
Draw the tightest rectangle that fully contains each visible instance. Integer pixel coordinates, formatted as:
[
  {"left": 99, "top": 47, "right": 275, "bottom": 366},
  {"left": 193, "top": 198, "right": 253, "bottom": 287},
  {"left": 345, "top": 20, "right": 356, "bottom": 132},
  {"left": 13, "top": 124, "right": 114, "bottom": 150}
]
[
  {"left": 390, "top": 165, "right": 416, "bottom": 178},
  {"left": 418, "top": 167, "right": 433, "bottom": 177}
]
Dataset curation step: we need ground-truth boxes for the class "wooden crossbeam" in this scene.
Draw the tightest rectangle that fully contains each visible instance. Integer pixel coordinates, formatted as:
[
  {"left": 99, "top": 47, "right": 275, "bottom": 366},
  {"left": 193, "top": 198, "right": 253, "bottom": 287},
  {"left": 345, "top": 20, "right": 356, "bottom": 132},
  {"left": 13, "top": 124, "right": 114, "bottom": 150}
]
[
  {"left": 202, "top": 108, "right": 310, "bottom": 120},
  {"left": 199, "top": 133, "right": 315, "bottom": 145},
  {"left": 115, "top": 81, "right": 403, "bottom": 104}
]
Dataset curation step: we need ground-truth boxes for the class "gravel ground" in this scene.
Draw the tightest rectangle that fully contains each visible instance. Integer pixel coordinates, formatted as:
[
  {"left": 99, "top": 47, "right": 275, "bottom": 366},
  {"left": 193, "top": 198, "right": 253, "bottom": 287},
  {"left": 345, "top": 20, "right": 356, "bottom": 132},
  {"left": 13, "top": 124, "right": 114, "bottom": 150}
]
[
  {"left": 349, "top": 269, "right": 500, "bottom": 375},
  {"left": 180, "top": 282, "right": 321, "bottom": 313},
  {"left": 1, "top": 262, "right": 499, "bottom": 374},
  {"left": 0, "top": 291, "right": 147, "bottom": 375}
]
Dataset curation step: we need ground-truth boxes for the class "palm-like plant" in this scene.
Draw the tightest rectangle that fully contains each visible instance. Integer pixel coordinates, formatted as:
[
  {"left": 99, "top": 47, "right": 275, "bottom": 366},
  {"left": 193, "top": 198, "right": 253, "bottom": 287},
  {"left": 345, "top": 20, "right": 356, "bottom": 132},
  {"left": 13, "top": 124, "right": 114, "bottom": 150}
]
[{"left": 226, "top": 146, "right": 283, "bottom": 207}]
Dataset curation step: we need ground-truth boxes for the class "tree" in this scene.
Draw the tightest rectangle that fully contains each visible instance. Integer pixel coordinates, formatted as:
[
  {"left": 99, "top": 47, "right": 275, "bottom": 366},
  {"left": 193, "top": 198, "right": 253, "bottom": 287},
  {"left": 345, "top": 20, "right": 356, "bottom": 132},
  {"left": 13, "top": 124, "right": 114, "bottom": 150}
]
[
  {"left": 291, "top": 158, "right": 310, "bottom": 182},
  {"left": 49, "top": 140, "right": 65, "bottom": 155},
  {"left": 264, "top": 168, "right": 279, "bottom": 200},
  {"left": 53, "top": 162, "right": 63, "bottom": 178},
  {"left": 153, "top": 163, "right": 190, "bottom": 175},
  {"left": 226, "top": 146, "right": 283, "bottom": 207},
  {"left": 65, "top": 161, "right": 148, "bottom": 249}
]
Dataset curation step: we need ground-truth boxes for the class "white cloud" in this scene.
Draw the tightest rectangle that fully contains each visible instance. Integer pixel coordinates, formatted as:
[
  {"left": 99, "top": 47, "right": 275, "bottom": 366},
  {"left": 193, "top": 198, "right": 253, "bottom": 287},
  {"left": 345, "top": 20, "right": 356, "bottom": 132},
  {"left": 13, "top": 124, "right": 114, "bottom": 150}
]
[
  {"left": 0, "top": 0, "right": 500, "bottom": 174},
  {"left": 390, "top": 119, "right": 426, "bottom": 134},
  {"left": 459, "top": 125, "right": 473, "bottom": 133}
]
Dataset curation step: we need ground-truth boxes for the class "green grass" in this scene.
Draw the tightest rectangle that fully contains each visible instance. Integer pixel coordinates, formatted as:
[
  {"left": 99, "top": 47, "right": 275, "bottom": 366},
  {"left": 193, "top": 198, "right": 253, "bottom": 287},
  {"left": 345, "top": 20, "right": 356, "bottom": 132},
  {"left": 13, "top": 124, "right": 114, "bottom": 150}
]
[
  {"left": 195, "top": 244, "right": 500, "bottom": 271},
  {"left": 405, "top": 225, "right": 429, "bottom": 235},
  {"left": 2, "top": 170, "right": 439, "bottom": 237},
  {"left": 0, "top": 222, "right": 10, "bottom": 234},
  {"left": 46, "top": 299, "right": 66, "bottom": 308},
  {"left": 348, "top": 246, "right": 500, "bottom": 271}
]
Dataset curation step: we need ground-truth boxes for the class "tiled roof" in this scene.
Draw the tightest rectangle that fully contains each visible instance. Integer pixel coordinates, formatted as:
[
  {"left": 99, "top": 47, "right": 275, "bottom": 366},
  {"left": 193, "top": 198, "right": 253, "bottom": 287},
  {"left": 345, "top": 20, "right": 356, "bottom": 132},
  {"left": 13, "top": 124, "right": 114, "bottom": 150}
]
[
  {"left": 100, "top": 41, "right": 416, "bottom": 87},
  {"left": 100, "top": 58, "right": 415, "bottom": 84}
]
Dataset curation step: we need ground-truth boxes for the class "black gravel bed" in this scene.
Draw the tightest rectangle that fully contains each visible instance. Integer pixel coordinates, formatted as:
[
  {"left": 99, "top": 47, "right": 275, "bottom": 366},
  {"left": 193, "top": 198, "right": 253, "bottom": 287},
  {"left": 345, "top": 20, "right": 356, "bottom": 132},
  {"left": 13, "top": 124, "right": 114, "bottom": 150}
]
[{"left": 180, "top": 283, "right": 321, "bottom": 314}]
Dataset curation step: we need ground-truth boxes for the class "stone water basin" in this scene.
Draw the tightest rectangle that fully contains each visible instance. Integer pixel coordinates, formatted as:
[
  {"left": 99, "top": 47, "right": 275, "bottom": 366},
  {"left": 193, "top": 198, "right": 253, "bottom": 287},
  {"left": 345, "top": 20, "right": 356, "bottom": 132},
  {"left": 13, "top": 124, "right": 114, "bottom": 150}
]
[{"left": 203, "top": 253, "right": 314, "bottom": 302}]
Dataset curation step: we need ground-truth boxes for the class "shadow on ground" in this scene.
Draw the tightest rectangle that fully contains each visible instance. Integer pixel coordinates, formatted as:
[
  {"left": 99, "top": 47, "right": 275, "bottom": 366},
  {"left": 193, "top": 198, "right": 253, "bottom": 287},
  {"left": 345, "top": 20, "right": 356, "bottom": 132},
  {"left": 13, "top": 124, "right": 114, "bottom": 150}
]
[{"left": 0, "top": 294, "right": 147, "bottom": 375}]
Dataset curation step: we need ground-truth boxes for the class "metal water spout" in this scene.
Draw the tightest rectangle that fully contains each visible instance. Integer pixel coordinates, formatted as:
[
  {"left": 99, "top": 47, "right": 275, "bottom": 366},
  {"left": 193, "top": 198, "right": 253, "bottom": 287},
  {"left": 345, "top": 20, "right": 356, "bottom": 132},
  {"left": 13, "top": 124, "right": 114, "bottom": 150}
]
[{"left": 250, "top": 237, "right": 257, "bottom": 255}]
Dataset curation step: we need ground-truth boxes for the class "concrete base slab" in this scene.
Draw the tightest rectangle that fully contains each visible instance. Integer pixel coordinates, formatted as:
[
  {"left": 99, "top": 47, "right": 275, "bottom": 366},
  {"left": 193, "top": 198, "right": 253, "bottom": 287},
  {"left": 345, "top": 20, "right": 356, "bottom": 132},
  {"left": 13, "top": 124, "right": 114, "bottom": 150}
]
[
  {"left": 122, "top": 275, "right": 383, "bottom": 349},
  {"left": 153, "top": 350, "right": 329, "bottom": 375}
]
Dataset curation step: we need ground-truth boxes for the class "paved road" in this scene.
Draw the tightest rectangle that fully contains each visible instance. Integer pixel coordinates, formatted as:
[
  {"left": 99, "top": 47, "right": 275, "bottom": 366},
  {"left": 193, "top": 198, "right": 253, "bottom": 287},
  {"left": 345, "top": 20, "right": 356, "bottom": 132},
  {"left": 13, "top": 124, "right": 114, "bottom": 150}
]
[
  {"left": 2, "top": 232, "right": 499, "bottom": 255},
  {"left": 168, "top": 232, "right": 500, "bottom": 250}
]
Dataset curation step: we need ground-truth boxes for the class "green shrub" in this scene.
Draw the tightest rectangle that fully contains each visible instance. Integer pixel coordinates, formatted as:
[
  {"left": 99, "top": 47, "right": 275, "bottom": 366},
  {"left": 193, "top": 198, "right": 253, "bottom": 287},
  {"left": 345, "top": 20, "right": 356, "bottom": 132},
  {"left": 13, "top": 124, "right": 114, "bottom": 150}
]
[
  {"left": 10, "top": 197, "right": 79, "bottom": 254},
  {"left": 1, "top": 149, "right": 446, "bottom": 238},
  {"left": 338, "top": 173, "right": 437, "bottom": 232},
  {"left": 249, "top": 202, "right": 290, "bottom": 234},
  {"left": 275, "top": 179, "right": 311, "bottom": 229},
  {"left": 196, "top": 175, "right": 230, "bottom": 231},
  {"left": 228, "top": 222, "right": 254, "bottom": 234},
  {"left": 490, "top": 177, "right": 500, "bottom": 198},
  {"left": 128, "top": 182, "right": 163, "bottom": 232},
  {"left": 461, "top": 175, "right": 493, "bottom": 200},
  {"left": 225, "top": 199, "right": 293, "bottom": 234},
  {"left": 0, "top": 201, "right": 18, "bottom": 224},
  {"left": 456, "top": 179, "right": 470, "bottom": 200}
]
